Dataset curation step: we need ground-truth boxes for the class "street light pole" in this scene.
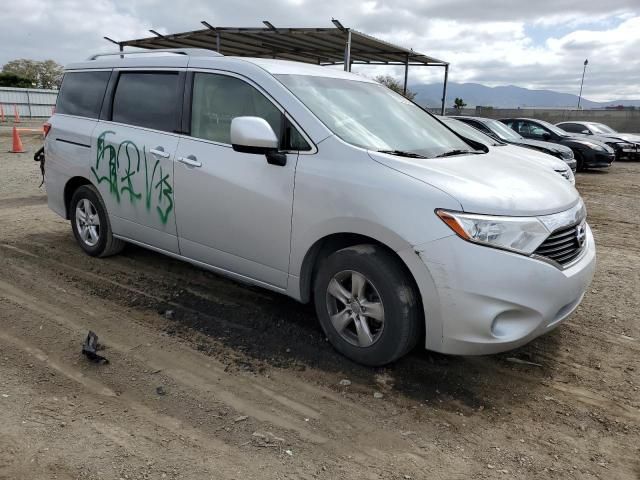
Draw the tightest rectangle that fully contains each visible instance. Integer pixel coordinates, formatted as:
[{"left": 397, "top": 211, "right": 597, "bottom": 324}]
[{"left": 577, "top": 58, "right": 588, "bottom": 110}]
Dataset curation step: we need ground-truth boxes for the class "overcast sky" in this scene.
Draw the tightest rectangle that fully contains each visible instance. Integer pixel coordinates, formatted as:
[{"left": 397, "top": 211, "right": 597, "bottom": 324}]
[{"left": 2, "top": 0, "right": 639, "bottom": 100}]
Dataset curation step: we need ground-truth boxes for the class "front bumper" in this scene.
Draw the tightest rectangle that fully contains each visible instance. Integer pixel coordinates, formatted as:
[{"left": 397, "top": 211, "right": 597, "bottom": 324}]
[
  {"left": 616, "top": 147, "right": 640, "bottom": 161},
  {"left": 406, "top": 225, "right": 596, "bottom": 355},
  {"left": 560, "top": 157, "right": 578, "bottom": 172},
  {"left": 584, "top": 150, "right": 614, "bottom": 168}
]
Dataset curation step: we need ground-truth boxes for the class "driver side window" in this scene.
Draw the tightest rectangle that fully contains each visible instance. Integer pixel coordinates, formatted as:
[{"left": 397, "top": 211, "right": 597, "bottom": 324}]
[
  {"left": 525, "top": 122, "right": 547, "bottom": 138},
  {"left": 191, "top": 73, "right": 282, "bottom": 145},
  {"left": 190, "top": 73, "right": 310, "bottom": 151}
]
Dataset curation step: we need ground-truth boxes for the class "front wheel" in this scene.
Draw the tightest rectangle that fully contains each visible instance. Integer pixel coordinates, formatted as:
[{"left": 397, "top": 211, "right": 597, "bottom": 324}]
[
  {"left": 313, "top": 244, "right": 422, "bottom": 366},
  {"left": 574, "top": 150, "right": 585, "bottom": 171},
  {"left": 70, "top": 185, "right": 124, "bottom": 257}
]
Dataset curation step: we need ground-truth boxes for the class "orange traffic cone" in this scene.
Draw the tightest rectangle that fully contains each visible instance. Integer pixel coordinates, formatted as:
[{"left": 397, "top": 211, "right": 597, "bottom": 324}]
[
  {"left": 13, "top": 104, "right": 20, "bottom": 123},
  {"left": 10, "top": 127, "right": 26, "bottom": 153},
  {"left": 0, "top": 104, "right": 5, "bottom": 122}
]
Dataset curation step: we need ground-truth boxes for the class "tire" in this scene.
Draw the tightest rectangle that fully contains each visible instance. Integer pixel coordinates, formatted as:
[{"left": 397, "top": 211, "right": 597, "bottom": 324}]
[
  {"left": 575, "top": 150, "right": 585, "bottom": 171},
  {"left": 313, "top": 244, "right": 421, "bottom": 366},
  {"left": 70, "top": 185, "right": 125, "bottom": 257}
]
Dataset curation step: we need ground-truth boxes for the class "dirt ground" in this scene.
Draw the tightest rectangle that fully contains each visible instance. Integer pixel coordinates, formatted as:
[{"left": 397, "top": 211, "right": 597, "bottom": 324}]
[{"left": 0, "top": 132, "right": 638, "bottom": 480}]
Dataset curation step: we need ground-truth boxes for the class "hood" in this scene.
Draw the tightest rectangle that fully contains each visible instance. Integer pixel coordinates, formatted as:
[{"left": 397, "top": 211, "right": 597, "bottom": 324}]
[
  {"left": 369, "top": 148, "right": 579, "bottom": 217},
  {"left": 604, "top": 132, "right": 640, "bottom": 144},
  {"left": 512, "top": 138, "right": 571, "bottom": 154},
  {"left": 561, "top": 136, "right": 613, "bottom": 150},
  {"left": 500, "top": 145, "right": 568, "bottom": 170},
  {"left": 570, "top": 133, "right": 624, "bottom": 145}
]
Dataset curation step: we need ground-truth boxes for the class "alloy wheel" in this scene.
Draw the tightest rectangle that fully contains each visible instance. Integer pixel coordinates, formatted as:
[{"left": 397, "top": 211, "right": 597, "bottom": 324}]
[
  {"left": 325, "top": 270, "right": 385, "bottom": 347},
  {"left": 75, "top": 198, "right": 101, "bottom": 247}
]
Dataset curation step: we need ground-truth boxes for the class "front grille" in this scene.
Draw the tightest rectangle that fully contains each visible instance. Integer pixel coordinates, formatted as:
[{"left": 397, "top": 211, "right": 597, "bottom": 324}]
[{"left": 534, "top": 222, "right": 586, "bottom": 266}]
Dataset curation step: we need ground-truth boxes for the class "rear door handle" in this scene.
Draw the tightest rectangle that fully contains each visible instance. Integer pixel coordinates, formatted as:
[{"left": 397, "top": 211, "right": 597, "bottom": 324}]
[
  {"left": 150, "top": 147, "right": 170, "bottom": 158},
  {"left": 177, "top": 155, "right": 202, "bottom": 167}
]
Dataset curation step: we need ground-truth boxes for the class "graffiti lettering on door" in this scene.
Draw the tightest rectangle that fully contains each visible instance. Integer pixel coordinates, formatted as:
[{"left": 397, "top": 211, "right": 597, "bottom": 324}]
[{"left": 92, "top": 131, "right": 173, "bottom": 224}]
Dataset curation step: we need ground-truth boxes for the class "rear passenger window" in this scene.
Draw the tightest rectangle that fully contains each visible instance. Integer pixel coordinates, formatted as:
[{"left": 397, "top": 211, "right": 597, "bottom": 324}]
[
  {"left": 190, "top": 73, "right": 284, "bottom": 146},
  {"left": 112, "top": 72, "right": 180, "bottom": 132},
  {"left": 56, "top": 71, "right": 110, "bottom": 119}
]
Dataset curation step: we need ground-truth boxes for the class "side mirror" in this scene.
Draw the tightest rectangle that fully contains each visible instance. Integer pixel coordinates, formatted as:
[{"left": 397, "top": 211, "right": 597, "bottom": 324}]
[
  {"left": 542, "top": 132, "right": 552, "bottom": 141},
  {"left": 230, "top": 116, "right": 286, "bottom": 166},
  {"left": 581, "top": 129, "right": 591, "bottom": 135}
]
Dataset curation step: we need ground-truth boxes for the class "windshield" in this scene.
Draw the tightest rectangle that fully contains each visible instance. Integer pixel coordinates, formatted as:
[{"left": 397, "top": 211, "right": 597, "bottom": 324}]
[
  {"left": 439, "top": 117, "right": 503, "bottom": 146},
  {"left": 276, "top": 74, "right": 472, "bottom": 158},
  {"left": 589, "top": 123, "right": 616, "bottom": 134},
  {"left": 484, "top": 119, "right": 523, "bottom": 141},
  {"left": 535, "top": 119, "right": 571, "bottom": 137}
]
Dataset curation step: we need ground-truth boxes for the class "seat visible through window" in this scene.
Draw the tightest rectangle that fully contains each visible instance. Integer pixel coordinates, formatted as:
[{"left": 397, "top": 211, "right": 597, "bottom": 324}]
[{"left": 191, "top": 74, "right": 282, "bottom": 145}]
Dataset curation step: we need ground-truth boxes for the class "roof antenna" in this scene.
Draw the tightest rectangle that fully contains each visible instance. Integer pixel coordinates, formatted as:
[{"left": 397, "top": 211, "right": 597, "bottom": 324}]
[
  {"left": 263, "top": 21, "right": 277, "bottom": 31},
  {"left": 149, "top": 29, "right": 164, "bottom": 38}
]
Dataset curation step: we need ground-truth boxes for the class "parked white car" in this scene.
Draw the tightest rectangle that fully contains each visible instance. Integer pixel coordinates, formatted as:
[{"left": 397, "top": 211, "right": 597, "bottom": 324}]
[{"left": 43, "top": 49, "right": 596, "bottom": 365}]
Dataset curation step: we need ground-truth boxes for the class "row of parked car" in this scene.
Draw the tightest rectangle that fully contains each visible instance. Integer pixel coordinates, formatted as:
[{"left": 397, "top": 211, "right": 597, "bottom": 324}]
[{"left": 446, "top": 115, "right": 640, "bottom": 171}]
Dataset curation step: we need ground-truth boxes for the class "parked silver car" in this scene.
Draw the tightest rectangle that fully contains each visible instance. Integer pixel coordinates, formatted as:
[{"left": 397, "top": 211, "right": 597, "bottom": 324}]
[
  {"left": 555, "top": 121, "right": 640, "bottom": 161},
  {"left": 44, "top": 49, "right": 596, "bottom": 365}
]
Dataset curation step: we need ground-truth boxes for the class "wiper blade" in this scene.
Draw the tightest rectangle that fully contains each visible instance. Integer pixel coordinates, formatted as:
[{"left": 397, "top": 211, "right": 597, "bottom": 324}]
[
  {"left": 434, "top": 149, "right": 478, "bottom": 158},
  {"left": 377, "top": 149, "right": 427, "bottom": 159}
]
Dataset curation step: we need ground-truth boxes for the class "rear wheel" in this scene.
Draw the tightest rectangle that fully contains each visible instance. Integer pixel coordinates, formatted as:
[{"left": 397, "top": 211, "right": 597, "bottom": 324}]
[
  {"left": 70, "top": 185, "right": 124, "bottom": 257},
  {"left": 313, "top": 244, "right": 421, "bottom": 366}
]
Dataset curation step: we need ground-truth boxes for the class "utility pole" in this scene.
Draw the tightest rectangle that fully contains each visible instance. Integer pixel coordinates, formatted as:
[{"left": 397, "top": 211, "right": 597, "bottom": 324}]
[{"left": 577, "top": 59, "right": 588, "bottom": 110}]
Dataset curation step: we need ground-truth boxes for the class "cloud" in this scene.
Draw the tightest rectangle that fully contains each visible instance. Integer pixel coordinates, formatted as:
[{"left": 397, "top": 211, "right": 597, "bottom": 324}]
[{"left": 0, "top": 0, "right": 638, "bottom": 101}]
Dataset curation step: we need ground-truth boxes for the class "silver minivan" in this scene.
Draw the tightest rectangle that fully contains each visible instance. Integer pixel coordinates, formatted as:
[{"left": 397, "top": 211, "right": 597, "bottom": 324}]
[{"left": 44, "top": 49, "right": 596, "bottom": 366}]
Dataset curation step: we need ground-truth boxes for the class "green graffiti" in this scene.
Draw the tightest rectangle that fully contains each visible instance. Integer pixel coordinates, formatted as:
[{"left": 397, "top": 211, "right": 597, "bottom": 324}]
[
  {"left": 117, "top": 140, "right": 142, "bottom": 203},
  {"left": 92, "top": 131, "right": 119, "bottom": 202},
  {"left": 92, "top": 131, "right": 173, "bottom": 224}
]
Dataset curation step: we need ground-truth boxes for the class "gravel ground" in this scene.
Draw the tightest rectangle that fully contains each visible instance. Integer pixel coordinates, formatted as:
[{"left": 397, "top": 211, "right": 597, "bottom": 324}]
[{"left": 0, "top": 133, "right": 638, "bottom": 479}]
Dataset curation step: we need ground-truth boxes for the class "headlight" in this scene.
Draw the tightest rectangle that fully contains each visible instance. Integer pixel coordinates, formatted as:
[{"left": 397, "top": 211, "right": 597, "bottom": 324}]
[
  {"left": 436, "top": 210, "right": 550, "bottom": 254},
  {"left": 619, "top": 142, "right": 636, "bottom": 152},
  {"left": 560, "top": 149, "right": 574, "bottom": 159}
]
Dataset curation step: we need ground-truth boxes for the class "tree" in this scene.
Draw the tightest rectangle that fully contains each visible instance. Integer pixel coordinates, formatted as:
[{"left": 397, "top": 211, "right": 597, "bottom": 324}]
[
  {"left": 2, "top": 59, "right": 64, "bottom": 89},
  {"left": 453, "top": 97, "right": 467, "bottom": 110},
  {"left": 0, "top": 72, "right": 32, "bottom": 88},
  {"left": 374, "top": 74, "right": 417, "bottom": 101}
]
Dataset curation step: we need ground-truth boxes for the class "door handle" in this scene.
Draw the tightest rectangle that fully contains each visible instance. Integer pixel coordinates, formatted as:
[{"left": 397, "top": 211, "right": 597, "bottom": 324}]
[
  {"left": 177, "top": 155, "right": 202, "bottom": 168},
  {"left": 150, "top": 147, "right": 170, "bottom": 158}
]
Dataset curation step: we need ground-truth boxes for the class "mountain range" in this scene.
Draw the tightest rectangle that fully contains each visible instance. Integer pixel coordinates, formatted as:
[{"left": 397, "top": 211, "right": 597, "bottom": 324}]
[{"left": 410, "top": 82, "right": 640, "bottom": 109}]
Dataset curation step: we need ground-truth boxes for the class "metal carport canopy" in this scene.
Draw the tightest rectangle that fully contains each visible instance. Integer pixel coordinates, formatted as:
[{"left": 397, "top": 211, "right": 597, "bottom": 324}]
[{"left": 112, "top": 20, "right": 450, "bottom": 114}]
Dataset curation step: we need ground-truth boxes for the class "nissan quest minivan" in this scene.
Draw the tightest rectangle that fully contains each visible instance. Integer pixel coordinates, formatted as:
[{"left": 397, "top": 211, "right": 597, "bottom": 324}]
[{"left": 44, "top": 49, "right": 596, "bottom": 366}]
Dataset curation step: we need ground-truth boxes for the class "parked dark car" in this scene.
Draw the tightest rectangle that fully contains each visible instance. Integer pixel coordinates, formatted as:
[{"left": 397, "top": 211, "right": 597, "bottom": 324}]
[
  {"left": 452, "top": 115, "right": 576, "bottom": 171},
  {"left": 555, "top": 121, "right": 640, "bottom": 161},
  {"left": 500, "top": 118, "right": 615, "bottom": 170}
]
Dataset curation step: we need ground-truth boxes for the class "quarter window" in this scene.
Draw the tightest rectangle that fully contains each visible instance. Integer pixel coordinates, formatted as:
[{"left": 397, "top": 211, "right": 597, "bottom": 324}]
[
  {"left": 111, "top": 72, "right": 180, "bottom": 132},
  {"left": 56, "top": 71, "right": 111, "bottom": 119}
]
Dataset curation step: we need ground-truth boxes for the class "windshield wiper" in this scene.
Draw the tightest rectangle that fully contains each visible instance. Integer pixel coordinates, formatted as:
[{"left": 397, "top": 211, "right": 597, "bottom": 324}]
[
  {"left": 377, "top": 149, "right": 427, "bottom": 159},
  {"left": 435, "top": 149, "right": 479, "bottom": 158}
]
